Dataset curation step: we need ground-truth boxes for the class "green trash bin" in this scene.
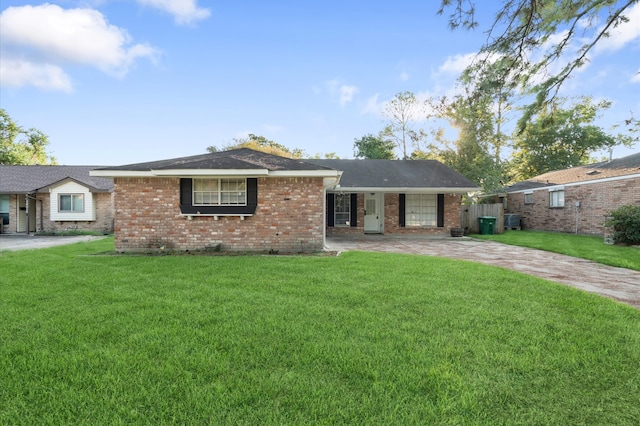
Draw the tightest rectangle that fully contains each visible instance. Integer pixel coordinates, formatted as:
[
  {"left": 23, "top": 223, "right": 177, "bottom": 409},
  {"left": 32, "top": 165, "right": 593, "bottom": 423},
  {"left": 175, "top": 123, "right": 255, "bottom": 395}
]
[{"left": 478, "top": 216, "right": 497, "bottom": 235}]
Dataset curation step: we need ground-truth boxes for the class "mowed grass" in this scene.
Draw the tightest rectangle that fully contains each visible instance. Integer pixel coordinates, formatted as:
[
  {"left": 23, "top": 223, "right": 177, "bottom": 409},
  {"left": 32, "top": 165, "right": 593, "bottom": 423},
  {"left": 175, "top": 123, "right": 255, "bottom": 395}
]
[
  {"left": 473, "top": 230, "right": 640, "bottom": 271},
  {"left": 1, "top": 238, "right": 639, "bottom": 425}
]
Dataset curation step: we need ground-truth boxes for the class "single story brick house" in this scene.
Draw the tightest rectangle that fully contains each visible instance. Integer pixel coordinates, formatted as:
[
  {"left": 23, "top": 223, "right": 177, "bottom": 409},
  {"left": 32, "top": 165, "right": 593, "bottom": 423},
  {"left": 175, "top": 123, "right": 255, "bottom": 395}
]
[
  {"left": 503, "top": 152, "right": 640, "bottom": 235},
  {"left": 0, "top": 165, "right": 115, "bottom": 234},
  {"left": 90, "top": 148, "right": 479, "bottom": 252}
]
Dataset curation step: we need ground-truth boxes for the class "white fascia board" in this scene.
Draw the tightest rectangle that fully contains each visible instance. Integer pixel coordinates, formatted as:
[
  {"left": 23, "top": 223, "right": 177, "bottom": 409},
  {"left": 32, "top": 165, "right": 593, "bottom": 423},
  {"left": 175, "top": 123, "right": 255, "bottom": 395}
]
[
  {"left": 327, "top": 187, "right": 479, "bottom": 193},
  {"left": 152, "top": 169, "right": 269, "bottom": 176},
  {"left": 268, "top": 170, "right": 343, "bottom": 177},
  {"left": 90, "top": 169, "right": 270, "bottom": 177}
]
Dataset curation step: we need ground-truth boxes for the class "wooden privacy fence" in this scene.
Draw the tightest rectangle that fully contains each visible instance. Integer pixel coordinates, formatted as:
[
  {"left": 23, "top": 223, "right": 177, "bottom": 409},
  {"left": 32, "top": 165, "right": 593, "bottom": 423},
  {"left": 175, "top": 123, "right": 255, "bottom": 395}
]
[{"left": 461, "top": 203, "right": 504, "bottom": 234}]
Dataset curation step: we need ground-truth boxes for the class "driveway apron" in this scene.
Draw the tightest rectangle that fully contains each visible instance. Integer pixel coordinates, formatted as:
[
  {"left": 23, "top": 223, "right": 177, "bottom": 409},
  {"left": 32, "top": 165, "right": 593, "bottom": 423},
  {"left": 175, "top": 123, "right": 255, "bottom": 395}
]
[{"left": 326, "top": 235, "right": 640, "bottom": 309}]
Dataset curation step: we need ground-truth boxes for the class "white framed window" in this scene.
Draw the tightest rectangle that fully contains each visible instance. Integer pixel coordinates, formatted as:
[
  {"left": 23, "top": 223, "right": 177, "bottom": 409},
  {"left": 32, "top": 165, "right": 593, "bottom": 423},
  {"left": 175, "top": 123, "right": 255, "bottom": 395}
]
[
  {"left": 193, "top": 178, "right": 246, "bottom": 206},
  {"left": 59, "top": 194, "right": 84, "bottom": 213},
  {"left": 405, "top": 194, "right": 437, "bottom": 227},
  {"left": 550, "top": 190, "right": 564, "bottom": 208},
  {"left": 524, "top": 192, "right": 533, "bottom": 204},
  {"left": 334, "top": 193, "right": 351, "bottom": 226}
]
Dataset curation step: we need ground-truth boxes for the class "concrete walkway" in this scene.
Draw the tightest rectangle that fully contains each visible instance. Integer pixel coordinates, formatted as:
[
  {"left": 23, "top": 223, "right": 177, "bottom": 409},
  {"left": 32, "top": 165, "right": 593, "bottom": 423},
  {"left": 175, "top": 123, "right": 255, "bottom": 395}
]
[
  {"left": 326, "top": 235, "right": 640, "bottom": 309},
  {"left": 0, "top": 234, "right": 106, "bottom": 251}
]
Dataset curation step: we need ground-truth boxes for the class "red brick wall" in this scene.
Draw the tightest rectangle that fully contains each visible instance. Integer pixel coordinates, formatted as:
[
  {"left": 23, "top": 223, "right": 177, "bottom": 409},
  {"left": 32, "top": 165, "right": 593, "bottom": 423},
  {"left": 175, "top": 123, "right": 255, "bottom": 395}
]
[
  {"left": 327, "top": 193, "right": 463, "bottom": 236},
  {"left": 507, "top": 176, "right": 640, "bottom": 235},
  {"left": 113, "top": 176, "right": 325, "bottom": 252}
]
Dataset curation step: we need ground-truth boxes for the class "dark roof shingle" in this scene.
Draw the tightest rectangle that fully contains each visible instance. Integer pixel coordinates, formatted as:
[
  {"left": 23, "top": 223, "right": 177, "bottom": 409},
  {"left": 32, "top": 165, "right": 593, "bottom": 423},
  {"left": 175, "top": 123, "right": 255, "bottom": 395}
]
[{"left": 0, "top": 165, "right": 114, "bottom": 193}]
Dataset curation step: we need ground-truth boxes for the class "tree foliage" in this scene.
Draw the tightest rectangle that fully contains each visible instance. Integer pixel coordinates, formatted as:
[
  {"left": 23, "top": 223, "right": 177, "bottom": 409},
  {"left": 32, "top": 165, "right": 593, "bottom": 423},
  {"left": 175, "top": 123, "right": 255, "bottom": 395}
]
[
  {"left": 511, "top": 97, "right": 625, "bottom": 179},
  {"left": 382, "top": 91, "right": 426, "bottom": 159},
  {"left": 0, "top": 109, "right": 56, "bottom": 165},
  {"left": 353, "top": 132, "right": 397, "bottom": 159},
  {"left": 438, "top": 0, "right": 640, "bottom": 128},
  {"left": 207, "top": 134, "right": 305, "bottom": 158}
]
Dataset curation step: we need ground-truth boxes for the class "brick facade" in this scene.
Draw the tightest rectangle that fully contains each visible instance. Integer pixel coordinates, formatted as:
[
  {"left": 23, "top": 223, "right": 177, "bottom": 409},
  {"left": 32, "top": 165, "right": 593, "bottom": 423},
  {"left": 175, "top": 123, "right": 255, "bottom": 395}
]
[
  {"left": 113, "top": 176, "right": 325, "bottom": 252},
  {"left": 506, "top": 176, "right": 640, "bottom": 236},
  {"left": 3, "top": 193, "right": 114, "bottom": 234},
  {"left": 326, "top": 193, "right": 462, "bottom": 236}
]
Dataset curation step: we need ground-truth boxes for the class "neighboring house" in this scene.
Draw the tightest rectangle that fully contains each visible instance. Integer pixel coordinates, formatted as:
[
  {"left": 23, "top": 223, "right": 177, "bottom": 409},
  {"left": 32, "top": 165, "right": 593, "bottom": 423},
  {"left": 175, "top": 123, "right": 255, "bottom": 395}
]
[
  {"left": 90, "top": 148, "right": 479, "bottom": 252},
  {"left": 0, "top": 165, "right": 114, "bottom": 234},
  {"left": 503, "top": 152, "right": 640, "bottom": 235}
]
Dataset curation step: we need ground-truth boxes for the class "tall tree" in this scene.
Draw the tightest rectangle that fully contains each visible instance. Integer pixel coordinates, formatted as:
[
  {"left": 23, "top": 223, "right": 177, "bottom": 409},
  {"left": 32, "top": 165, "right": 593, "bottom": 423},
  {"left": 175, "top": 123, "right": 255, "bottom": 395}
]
[
  {"left": 438, "top": 0, "right": 640, "bottom": 129},
  {"left": 511, "top": 97, "right": 626, "bottom": 179},
  {"left": 207, "top": 134, "right": 305, "bottom": 158},
  {"left": 382, "top": 91, "right": 426, "bottom": 159},
  {"left": 353, "top": 132, "right": 397, "bottom": 159},
  {"left": 0, "top": 109, "right": 56, "bottom": 165}
]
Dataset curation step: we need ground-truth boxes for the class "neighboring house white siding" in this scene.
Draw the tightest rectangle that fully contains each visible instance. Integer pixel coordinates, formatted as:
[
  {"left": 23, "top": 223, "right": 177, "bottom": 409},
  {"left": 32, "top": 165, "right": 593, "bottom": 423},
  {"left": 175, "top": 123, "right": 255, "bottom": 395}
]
[{"left": 50, "top": 181, "right": 96, "bottom": 221}]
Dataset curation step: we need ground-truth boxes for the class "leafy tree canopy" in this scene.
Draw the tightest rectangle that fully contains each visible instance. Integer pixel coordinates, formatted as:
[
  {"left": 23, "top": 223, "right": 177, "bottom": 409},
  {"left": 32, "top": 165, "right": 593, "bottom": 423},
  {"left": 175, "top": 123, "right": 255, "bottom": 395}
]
[
  {"left": 353, "top": 132, "right": 397, "bottom": 159},
  {"left": 438, "top": 0, "right": 640, "bottom": 129},
  {"left": 511, "top": 97, "right": 629, "bottom": 179},
  {"left": 207, "top": 134, "right": 305, "bottom": 158},
  {"left": 0, "top": 109, "right": 56, "bottom": 165}
]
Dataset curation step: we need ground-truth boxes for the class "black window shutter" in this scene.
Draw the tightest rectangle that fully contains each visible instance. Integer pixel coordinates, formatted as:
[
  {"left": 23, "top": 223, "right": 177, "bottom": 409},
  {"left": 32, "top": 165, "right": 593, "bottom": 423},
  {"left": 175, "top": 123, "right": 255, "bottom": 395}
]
[
  {"left": 350, "top": 193, "right": 358, "bottom": 227},
  {"left": 399, "top": 194, "right": 405, "bottom": 227},
  {"left": 327, "top": 193, "right": 335, "bottom": 227},
  {"left": 247, "top": 178, "right": 258, "bottom": 209},
  {"left": 437, "top": 193, "right": 445, "bottom": 227},
  {"left": 180, "top": 178, "right": 192, "bottom": 206}
]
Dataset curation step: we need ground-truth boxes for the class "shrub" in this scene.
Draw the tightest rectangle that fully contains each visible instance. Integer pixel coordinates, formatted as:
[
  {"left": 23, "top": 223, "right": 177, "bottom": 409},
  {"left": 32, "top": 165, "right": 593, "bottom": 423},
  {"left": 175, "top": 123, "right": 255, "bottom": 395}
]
[{"left": 605, "top": 205, "right": 640, "bottom": 245}]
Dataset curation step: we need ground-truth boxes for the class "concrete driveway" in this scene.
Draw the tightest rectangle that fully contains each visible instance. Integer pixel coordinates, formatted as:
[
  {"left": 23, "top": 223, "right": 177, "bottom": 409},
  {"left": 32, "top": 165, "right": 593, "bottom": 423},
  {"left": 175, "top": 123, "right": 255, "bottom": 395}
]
[
  {"left": 0, "top": 234, "right": 106, "bottom": 251},
  {"left": 326, "top": 235, "right": 640, "bottom": 309}
]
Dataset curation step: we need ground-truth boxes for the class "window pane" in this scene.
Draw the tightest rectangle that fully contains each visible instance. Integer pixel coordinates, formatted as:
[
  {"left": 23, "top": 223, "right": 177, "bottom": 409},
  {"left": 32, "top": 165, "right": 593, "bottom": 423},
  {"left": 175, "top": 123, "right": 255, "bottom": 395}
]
[
  {"left": 72, "top": 194, "right": 84, "bottom": 212},
  {"left": 405, "top": 194, "right": 437, "bottom": 227},
  {"left": 334, "top": 193, "right": 351, "bottom": 226},
  {"left": 60, "top": 195, "right": 71, "bottom": 211}
]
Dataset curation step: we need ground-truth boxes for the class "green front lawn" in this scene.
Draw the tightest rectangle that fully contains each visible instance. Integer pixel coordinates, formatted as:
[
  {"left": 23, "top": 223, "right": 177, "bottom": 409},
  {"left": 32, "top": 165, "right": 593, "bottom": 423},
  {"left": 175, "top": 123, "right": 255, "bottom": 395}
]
[
  {"left": 1, "top": 238, "right": 639, "bottom": 424},
  {"left": 473, "top": 230, "right": 640, "bottom": 271}
]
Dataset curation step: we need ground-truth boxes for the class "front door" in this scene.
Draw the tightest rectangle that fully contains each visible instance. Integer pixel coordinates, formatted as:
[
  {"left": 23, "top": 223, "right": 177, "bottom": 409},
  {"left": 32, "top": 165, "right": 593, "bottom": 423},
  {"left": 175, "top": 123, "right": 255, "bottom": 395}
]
[{"left": 364, "top": 193, "right": 383, "bottom": 233}]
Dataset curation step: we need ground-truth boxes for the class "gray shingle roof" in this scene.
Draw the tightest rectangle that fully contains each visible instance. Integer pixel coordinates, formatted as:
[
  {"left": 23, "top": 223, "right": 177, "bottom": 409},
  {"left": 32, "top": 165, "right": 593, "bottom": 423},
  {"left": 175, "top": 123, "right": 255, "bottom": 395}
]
[
  {"left": 504, "top": 151, "right": 640, "bottom": 193},
  {"left": 0, "top": 165, "right": 114, "bottom": 194},
  {"left": 307, "top": 159, "right": 479, "bottom": 190},
  {"left": 95, "top": 148, "right": 336, "bottom": 172}
]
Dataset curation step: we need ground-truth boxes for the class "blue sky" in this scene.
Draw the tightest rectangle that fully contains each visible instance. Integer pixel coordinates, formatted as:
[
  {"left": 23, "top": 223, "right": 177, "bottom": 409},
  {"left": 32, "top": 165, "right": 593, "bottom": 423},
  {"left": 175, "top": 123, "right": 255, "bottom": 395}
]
[{"left": 1, "top": 0, "right": 639, "bottom": 166}]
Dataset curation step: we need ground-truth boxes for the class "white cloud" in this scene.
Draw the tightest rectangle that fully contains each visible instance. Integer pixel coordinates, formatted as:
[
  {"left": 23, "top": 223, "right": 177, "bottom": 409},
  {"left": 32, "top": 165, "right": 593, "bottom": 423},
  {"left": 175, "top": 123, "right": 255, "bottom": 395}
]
[
  {"left": 137, "top": 0, "right": 211, "bottom": 26},
  {"left": 0, "top": 59, "right": 73, "bottom": 92},
  {"left": 325, "top": 79, "right": 359, "bottom": 107},
  {"left": 594, "top": 2, "right": 640, "bottom": 53},
  {"left": 338, "top": 85, "right": 358, "bottom": 107},
  {"left": 0, "top": 4, "right": 159, "bottom": 90},
  {"left": 400, "top": 71, "right": 409, "bottom": 81},
  {"left": 438, "top": 53, "right": 476, "bottom": 75},
  {"left": 362, "top": 94, "right": 382, "bottom": 116}
]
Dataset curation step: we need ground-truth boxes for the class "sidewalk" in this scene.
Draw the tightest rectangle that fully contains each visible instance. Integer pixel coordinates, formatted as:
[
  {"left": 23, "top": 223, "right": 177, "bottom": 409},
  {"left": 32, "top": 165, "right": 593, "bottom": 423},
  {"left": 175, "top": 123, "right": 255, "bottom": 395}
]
[{"left": 326, "top": 235, "right": 640, "bottom": 309}]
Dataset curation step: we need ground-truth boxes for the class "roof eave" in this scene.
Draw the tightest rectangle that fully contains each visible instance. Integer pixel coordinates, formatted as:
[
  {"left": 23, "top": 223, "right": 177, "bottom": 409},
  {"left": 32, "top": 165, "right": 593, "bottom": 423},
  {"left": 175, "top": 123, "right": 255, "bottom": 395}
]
[{"left": 328, "top": 186, "right": 480, "bottom": 193}]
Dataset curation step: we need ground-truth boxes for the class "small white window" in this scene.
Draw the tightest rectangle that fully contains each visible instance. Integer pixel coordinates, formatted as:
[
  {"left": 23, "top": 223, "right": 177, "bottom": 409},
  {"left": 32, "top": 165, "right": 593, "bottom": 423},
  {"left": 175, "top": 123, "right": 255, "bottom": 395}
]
[
  {"left": 193, "top": 178, "right": 246, "bottom": 206},
  {"left": 59, "top": 194, "right": 84, "bottom": 212},
  {"left": 550, "top": 190, "right": 564, "bottom": 208},
  {"left": 524, "top": 192, "right": 533, "bottom": 204},
  {"left": 334, "top": 193, "right": 351, "bottom": 226}
]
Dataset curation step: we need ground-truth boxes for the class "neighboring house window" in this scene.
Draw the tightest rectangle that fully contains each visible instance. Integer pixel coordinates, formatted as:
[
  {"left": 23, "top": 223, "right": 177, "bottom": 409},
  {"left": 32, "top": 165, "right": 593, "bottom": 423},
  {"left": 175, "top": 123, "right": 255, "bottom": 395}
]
[
  {"left": 524, "top": 192, "right": 533, "bottom": 204},
  {"left": 405, "top": 194, "right": 437, "bottom": 227},
  {"left": 193, "top": 178, "right": 246, "bottom": 206},
  {"left": 550, "top": 190, "right": 565, "bottom": 208},
  {"left": 334, "top": 193, "right": 351, "bottom": 226},
  {"left": 59, "top": 194, "right": 84, "bottom": 212},
  {"left": 0, "top": 194, "right": 9, "bottom": 225}
]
